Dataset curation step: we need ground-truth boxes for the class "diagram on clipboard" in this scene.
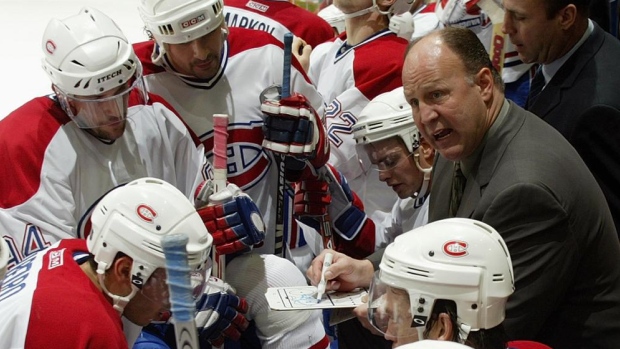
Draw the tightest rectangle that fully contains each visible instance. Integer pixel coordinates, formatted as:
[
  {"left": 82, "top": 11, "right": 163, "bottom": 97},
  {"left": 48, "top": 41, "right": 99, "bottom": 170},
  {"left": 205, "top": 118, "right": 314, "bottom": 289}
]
[{"left": 266, "top": 286, "right": 368, "bottom": 310}]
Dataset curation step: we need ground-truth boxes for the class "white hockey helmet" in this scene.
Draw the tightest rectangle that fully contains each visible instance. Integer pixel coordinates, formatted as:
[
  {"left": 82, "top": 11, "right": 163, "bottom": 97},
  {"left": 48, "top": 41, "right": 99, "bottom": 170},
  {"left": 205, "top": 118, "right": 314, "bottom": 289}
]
[
  {"left": 41, "top": 7, "right": 140, "bottom": 97},
  {"left": 0, "top": 238, "right": 9, "bottom": 287},
  {"left": 88, "top": 177, "right": 213, "bottom": 312},
  {"left": 318, "top": 5, "right": 346, "bottom": 35},
  {"left": 139, "top": 0, "right": 224, "bottom": 45},
  {"left": 354, "top": 87, "right": 420, "bottom": 154},
  {"left": 41, "top": 7, "right": 147, "bottom": 130},
  {"left": 368, "top": 218, "right": 514, "bottom": 341}
]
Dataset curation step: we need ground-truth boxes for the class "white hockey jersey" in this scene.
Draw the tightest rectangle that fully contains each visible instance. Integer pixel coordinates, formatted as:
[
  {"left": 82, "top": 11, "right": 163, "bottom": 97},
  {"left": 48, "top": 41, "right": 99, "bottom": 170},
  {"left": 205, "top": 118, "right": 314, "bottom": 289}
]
[
  {"left": 135, "top": 27, "right": 324, "bottom": 256},
  {"left": 224, "top": 0, "right": 335, "bottom": 48},
  {"left": 0, "top": 94, "right": 208, "bottom": 269},
  {"left": 375, "top": 195, "right": 429, "bottom": 250},
  {"left": 308, "top": 29, "right": 409, "bottom": 239}
]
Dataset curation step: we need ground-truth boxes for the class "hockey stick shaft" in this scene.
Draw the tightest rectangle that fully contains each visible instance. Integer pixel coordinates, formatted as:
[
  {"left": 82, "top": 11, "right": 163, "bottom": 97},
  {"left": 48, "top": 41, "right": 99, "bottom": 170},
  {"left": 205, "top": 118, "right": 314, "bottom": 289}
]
[
  {"left": 274, "top": 32, "right": 294, "bottom": 257},
  {"left": 212, "top": 114, "right": 229, "bottom": 280},
  {"left": 478, "top": 0, "right": 506, "bottom": 74},
  {"left": 161, "top": 234, "right": 200, "bottom": 349}
]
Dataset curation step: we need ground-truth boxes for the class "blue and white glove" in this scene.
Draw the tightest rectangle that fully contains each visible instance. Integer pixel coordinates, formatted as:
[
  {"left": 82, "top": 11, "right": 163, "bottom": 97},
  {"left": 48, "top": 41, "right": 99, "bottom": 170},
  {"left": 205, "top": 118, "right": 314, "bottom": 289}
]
[
  {"left": 196, "top": 276, "right": 250, "bottom": 348},
  {"left": 195, "top": 182, "right": 266, "bottom": 255},
  {"left": 261, "top": 93, "right": 330, "bottom": 182}
]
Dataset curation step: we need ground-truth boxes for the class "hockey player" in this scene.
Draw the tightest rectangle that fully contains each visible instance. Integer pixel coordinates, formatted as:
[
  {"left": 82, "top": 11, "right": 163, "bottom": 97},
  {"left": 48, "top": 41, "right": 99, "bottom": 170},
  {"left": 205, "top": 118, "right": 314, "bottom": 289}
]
[
  {"left": 224, "top": 0, "right": 335, "bottom": 48},
  {"left": 294, "top": 87, "right": 435, "bottom": 259},
  {"left": 0, "top": 178, "right": 214, "bottom": 348},
  {"left": 0, "top": 6, "right": 206, "bottom": 268},
  {"left": 0, "top": 8, "right": 263, "bottom": 348},
  {"left": 135, "top": 0, "right": 330, "bottom": 347},
  {"left": 352, "top": 87, "right": 434, "bottom": 250},
  {"left": 367, "top": 218, "right": 551, "bottom": 349},
  {"left": 304, "top": 0, "right": 411, "bottom": 251}
]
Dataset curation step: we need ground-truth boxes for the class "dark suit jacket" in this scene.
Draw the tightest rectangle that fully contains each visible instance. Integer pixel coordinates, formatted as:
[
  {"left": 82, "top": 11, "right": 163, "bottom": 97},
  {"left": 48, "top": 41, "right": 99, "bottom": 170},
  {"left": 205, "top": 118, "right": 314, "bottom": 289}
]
[
  {"left": 430, "top": 101, "right": 620, "bottom": 348},
  {"left": 528, "top": 23, "right": 620, "bottom": 235}
]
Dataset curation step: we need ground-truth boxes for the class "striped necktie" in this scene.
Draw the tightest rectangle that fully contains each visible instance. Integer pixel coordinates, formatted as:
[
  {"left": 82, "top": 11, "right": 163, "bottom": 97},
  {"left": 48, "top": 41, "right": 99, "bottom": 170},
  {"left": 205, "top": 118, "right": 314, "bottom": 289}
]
[{"left": 526, "top": 65, "right": 545, "bottom": 109}]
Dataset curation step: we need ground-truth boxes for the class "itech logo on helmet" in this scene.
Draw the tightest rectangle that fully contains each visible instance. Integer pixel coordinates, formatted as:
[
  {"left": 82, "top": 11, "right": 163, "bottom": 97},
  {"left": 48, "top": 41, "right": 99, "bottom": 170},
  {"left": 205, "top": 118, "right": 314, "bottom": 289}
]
[
  {"left": 443, "top": 240, "right": 468, "bottom": 257},
  {"left": 137, "top": 204, "right": 158, "bottom": 223}
]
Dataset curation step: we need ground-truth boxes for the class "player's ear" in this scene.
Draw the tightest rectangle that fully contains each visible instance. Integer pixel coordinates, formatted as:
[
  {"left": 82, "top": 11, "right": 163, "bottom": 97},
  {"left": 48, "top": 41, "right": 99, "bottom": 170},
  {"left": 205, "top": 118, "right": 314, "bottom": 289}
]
[
  {"left": 436, "top": 313, "right": 454, "bottom": 341},
  {"left": 109, "top": 256, "right": 134, "bottom": 294}
]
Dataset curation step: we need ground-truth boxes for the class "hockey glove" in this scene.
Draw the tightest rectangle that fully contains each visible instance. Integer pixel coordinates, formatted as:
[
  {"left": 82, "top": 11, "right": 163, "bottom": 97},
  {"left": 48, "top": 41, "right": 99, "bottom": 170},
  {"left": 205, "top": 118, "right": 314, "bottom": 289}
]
[
  {"left": 261, "top": 93, "right": 330, "bottom": 181},
  {"left": 295, "top": 164, "right": 368, "bottom": 243},
  {"left": 195, "top": 181, "right": 266, "bottom": 255},
  {"left": 196, "top": 276, "right": 250, "bottom": 348}
]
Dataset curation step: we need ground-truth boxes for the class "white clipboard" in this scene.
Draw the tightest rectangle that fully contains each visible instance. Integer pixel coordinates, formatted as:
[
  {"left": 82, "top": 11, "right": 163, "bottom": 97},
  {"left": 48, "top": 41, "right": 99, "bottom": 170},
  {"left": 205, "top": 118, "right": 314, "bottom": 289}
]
[{"left": 266, "top": 286, "right": 368, "bottom": 310}]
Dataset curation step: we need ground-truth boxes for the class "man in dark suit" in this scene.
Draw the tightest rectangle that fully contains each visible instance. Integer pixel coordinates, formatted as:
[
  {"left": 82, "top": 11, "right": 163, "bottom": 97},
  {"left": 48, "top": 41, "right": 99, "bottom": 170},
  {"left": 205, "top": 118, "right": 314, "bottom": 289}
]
[
  {"left": 503, "top": 0, "right": 620, "bottom": 233},
  {"left": 402, "top": 27, "right": 620, "bottom": 348}
]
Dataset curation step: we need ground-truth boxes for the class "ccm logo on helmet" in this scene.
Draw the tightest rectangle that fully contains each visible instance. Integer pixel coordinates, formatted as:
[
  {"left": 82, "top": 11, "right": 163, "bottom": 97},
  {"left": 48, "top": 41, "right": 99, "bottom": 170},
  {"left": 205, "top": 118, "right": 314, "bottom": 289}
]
[
  {"left": 443, "top": 240, "right": 468, "bottom": 257},
  {"left": 182, "top": 14, "right": 206, "bottom": 28},
  {"left": 137, "top": 204, "right": 158, "bottom": 223}
]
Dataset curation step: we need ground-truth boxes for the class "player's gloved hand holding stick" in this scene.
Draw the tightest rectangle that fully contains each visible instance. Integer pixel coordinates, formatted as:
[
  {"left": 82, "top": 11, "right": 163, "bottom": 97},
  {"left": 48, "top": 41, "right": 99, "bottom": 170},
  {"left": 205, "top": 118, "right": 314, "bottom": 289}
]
[
  {"left": 194, "top": 180, "right": 267, "bottom": 256},
  {"left": 195, "top": 276, "right": 250, "bottom": 348},
  {"left": 294, "top": 164, "right": 369, "bottom": 250},
  {"left": 261, "top": 94, "right": 330, "bottom": 182}
]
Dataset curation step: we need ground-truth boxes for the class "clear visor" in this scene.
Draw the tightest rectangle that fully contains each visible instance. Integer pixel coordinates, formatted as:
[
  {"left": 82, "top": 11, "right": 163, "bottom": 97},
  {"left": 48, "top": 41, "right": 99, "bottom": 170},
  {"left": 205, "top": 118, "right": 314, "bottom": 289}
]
[
  {"left": 140, "top": 257, "right": 213, "bottom": 310},
  {"left": 357, "top": 143, "right": 415, "bottom": 173},
  {"left": 56, "top": 74, "right": 147, "bottom": 129},
  {"left": 368, "top": 272, "right": 423, "bottom": 341}
]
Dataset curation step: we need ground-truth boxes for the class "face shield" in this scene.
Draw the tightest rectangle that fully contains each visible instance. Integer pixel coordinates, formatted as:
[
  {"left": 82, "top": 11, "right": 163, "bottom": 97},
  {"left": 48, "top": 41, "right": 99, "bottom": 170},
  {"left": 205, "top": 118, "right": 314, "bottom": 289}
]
[
  {"left": 368, "top": 272, "right": 425, "bottom": 343},
  {"left": 140, "top": 256, "right": 213, "bottom": 309},
  {"left": 55, "top": 69, "right": 148, "bottom": 129},
  {"left": 357, "top": 143, "right": 415, "bottom": 174}
]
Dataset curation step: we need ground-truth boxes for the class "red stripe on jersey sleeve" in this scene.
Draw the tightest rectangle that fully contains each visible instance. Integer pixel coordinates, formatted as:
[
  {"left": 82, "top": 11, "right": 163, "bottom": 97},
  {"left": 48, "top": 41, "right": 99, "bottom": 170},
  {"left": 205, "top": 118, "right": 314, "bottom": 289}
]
[{"left": 0, "top": 97, "right": 70, "bottom": 208}]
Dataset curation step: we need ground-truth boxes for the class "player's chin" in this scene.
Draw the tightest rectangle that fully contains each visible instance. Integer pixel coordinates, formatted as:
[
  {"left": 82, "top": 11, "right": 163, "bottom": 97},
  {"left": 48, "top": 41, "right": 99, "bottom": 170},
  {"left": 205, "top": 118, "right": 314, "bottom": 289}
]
[
  {"left": 124, "top": 304, "right": 166, "bottom": 326},
  {"left": 128, "top": 312, "right": 161, "bottom": 327}
]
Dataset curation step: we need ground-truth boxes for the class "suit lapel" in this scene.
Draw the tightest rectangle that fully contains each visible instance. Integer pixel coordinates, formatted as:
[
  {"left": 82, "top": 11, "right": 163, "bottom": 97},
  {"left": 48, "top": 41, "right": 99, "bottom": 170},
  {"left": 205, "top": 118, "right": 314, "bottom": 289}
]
[
  {"left": 529, "top": 25, "right": 605, "bottom": 118},
  {"left": 459, "top": 102, "right": 527, "bottom": 218}
]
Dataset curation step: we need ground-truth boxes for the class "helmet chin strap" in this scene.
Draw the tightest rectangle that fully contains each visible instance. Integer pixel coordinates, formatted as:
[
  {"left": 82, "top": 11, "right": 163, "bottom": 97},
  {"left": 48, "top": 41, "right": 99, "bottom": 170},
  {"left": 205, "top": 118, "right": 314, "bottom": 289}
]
[
  {"left": 342, "top": 0, "right": 390, "bottom": 19},
  {"left": 458, "top": 322, "right": 472, "bottom": 343},
  {"left": 413, "top": 153, "right": 432, "bottom": 198},
  {"left": 97, "top": 268, "right": 138, "bottom": 315}
]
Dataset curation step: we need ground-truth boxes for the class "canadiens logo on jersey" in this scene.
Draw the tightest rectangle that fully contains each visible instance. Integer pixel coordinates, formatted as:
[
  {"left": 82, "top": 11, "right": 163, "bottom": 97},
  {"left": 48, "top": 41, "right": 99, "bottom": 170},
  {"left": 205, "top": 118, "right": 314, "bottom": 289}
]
[
  {"left": 204, "top": 126, "right": 271, "bottom": 190},
  {"left": 137, "top": 204, "right": 158, "bottom": 223}
]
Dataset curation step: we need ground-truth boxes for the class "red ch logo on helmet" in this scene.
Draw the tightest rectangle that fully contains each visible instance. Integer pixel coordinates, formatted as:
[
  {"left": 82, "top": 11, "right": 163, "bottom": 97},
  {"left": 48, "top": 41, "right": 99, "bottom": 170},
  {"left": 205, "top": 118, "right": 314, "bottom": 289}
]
[
  {"left": 137, "top": 204, "right": 158, "bottom": 223},
  {"left": 45, "top": 40, "right": 56, "bottom": 54},
  {"left": 443, "top": 240, "right": 468, "bottom": 257}
]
